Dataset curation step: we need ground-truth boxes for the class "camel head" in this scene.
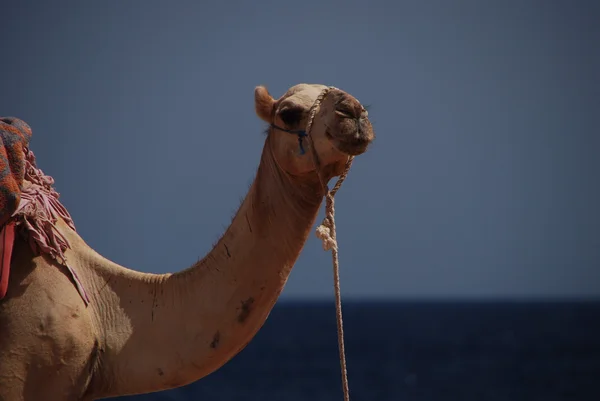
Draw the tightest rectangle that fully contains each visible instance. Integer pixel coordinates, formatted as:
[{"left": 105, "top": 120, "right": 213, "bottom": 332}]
[{"left": 255, "top": 83, "right": 375, "bottom": 179}]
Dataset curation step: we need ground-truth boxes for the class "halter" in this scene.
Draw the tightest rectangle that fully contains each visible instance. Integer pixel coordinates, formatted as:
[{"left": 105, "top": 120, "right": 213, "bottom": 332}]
[
  {"left": 269, "top": 124, "right": 308, "bottom": 155},
  {"left": 269, "top": 86, "right": 338, "bottom": 156},
  {"left": 270, "top": 86, "right": 355, "bottom": 401}
]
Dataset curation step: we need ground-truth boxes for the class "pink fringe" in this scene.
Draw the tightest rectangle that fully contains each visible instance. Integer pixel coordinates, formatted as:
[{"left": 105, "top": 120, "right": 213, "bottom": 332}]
[{"left": 12, "top": 149, "right": 89, "bottom": 304}]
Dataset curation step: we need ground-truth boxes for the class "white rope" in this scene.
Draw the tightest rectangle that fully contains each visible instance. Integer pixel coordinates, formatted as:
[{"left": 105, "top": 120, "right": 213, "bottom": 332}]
[{"left": 304, "top": 87, "right": 354, "bottom": 401}]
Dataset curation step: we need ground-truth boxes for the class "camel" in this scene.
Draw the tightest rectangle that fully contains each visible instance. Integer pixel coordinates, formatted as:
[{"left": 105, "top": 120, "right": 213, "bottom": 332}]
[{"left": 0, "top": 83, "right": 375, "bottom": 400}]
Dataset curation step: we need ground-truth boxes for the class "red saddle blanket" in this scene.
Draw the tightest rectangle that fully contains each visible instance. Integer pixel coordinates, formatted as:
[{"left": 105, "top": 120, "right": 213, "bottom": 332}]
[
  {"left": 0, "top": 221, "right": 15, "bottom": 299},
  {"left": 0, "top": 117, "right": 31, "bottom": 300},
  {"left": 0, "top": 117, "right": 88, "bottom": 304}
]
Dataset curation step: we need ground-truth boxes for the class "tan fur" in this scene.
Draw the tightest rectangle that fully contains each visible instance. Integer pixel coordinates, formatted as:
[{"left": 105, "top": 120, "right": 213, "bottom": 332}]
[
  {"left": 0, "top": 83, "right": 374, "bottom": 400},
  {"left": 254, "top": 86, "right": 275, "bottom": 123}
]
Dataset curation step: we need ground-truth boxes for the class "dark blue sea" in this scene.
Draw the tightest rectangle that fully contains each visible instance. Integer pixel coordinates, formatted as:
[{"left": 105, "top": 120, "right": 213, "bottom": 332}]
[{"left": 112, "top": 301, "right": 600, "bottom": 401}]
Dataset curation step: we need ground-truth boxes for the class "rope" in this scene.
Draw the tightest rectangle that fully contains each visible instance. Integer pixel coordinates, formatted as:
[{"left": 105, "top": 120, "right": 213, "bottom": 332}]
[
  {"left": 315, "top": 157, "right": 353, "bottom": 401},
  {"left": 303, "top": 86, "right": 354, "bottom": 401},
  {"left": 269, "top": 124, "right": 308, "bottom": 154}
]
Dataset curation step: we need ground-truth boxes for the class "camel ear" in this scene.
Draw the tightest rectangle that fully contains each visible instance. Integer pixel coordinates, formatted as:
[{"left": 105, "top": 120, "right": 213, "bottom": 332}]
[{"left": 254, "top": 86, "right": 275, "bottom": 123}]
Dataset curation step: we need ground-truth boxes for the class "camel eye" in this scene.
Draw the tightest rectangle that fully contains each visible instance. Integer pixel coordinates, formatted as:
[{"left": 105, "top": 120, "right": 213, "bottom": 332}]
[
  {"left": 279, "top": 107, "right": 303, "bottom": 127},
  {"left": 335, "top": 104, "right": 355, "bottom": 118},
  {"left": 335, "top": 109, "right": 354, "bottom": 118}
]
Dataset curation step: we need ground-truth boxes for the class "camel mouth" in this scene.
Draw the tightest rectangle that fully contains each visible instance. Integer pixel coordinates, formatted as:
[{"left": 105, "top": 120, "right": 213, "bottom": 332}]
[{"left": 326, "top": 119, "right": 374, "bottom": 156}]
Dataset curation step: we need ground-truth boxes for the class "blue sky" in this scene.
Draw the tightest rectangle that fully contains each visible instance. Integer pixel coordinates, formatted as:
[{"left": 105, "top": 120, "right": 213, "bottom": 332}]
[{"left": 1, "top": 0, "right": 598, "bottom": 299}]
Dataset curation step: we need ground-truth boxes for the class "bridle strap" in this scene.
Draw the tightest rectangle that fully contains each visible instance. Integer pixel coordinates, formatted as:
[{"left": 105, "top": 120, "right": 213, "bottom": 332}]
[
  {"left": 269, "top": 124, "right": 307, "bottom": 154},
  {"left": 270, "top": 86, "right": 340, "bottom": 194},
  {"left": 269, "top": 87, "right": 354, "bottom": 401}
]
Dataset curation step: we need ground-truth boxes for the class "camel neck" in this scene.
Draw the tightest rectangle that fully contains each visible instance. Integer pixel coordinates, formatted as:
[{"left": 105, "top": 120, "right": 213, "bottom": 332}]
[
  {"left": 97, "top": 138, "right": 324, "bottom": 397},
  {"left": 183, "top": 135, "right": 324, "bottom": 279}
]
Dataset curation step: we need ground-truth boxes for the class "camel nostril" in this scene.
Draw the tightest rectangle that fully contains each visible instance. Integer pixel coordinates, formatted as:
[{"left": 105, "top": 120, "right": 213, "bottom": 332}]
[{"left": 354, "top": 119, "right": 362, "bottom": 136}]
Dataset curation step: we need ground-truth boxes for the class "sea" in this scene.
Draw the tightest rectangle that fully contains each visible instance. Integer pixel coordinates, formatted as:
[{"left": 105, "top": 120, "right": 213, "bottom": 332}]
[{"left": 111, "top": 301, "right": 600, "bottom": 401}]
